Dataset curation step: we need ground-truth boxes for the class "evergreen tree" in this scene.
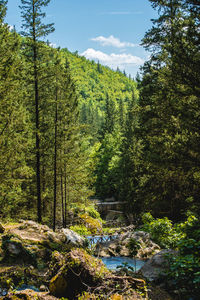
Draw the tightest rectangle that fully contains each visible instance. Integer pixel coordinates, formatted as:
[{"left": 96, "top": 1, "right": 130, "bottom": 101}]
[
  {"left": 118, "top": 92, "right": 143, "bottom": 219},
  {"left": 20, "top": 0, "right": 54, "bottom": 222},
  {"left": 134, "top": 0, "right": 200, "bottom": 219},
  {"left": 0, "top": 1, "right": 32, "bottom": 218},
  {"left": 104, "top": 93, "right": 116, "bottom": 134}
]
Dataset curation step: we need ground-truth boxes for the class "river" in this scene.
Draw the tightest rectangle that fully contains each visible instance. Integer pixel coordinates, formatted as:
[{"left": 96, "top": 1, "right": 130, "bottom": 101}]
[{"left": 101, "top": 256, "right": 145, "bottom": 271}]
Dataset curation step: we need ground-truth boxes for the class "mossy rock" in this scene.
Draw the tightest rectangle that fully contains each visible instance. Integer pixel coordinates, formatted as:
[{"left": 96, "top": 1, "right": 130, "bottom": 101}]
[
  {"left": 48, "top": 251, "right": 65, "bottom": 278},
  {"left": 1, "top": 221, "right": 84, "bottom": 268},
  {"left": 1, "top": 234, "right": 37, "bottom": 265},
  {"left": 3, "top": 289, "right": 57, "bottom": 300},
  {"left": 49, "top": 248, "right": 110, "bottom": 299},
  {"left": 49, "top": 271, "right": 68, "bottom": 298}
]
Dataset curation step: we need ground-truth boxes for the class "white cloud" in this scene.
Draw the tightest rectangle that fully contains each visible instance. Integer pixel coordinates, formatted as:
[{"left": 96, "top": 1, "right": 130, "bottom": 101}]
[
  {"left": 91, "top": 35, "right": 137, "bottom": 48},
  {"left": 8, "top": 25, "right": 14, "bottom": 31},
  {"left": 81, "top": 48, "right": 144, "bottom": 68},
  {"left": 49, "top": 43, "right": 57, "bottom": 48}
]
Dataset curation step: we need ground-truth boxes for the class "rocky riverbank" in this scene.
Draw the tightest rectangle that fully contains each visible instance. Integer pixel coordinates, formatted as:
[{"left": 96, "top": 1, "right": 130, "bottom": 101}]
[
  {"left": 0, "top": 221, "right": 173, "bottom": 299},
  {"left": 95, "top": 230, "right": 161, "bottom": 259}
]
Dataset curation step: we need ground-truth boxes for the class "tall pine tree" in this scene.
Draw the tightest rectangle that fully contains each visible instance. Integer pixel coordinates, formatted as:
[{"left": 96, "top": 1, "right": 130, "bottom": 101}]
[{"left": 20, "top": 0, "right": 54, "bottom": 222}]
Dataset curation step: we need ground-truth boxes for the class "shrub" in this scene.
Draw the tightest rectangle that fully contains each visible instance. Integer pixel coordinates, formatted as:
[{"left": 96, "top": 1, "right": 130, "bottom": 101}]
[
  {"left": 79, "top": 213, "right": 103, "bottom": 234},
  {"left": 165, "top": 216, "right": 200, "bottom": 298},
  {"left": 127, "top": 238, "right": 140, "bottom": 256},
  {"left": 70, "top": 224, "right": 90, "bottom": 236},
  {"left": 85, "top": 206, "right": 101, "bottom": 219},
  {"left": 141, "top": 213, "right": 182, "bottom": 248}
]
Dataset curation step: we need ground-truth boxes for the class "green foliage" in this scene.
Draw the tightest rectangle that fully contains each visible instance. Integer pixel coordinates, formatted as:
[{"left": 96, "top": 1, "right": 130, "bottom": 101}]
[
  {"left": 94, "top": 131, "right": 123, "bottom": 198},
  {"left": 70, "top": 225, "right": 90, "bottom": 236},
  {"left": 0, "top": 3, "right": 33, "bottom": 218},
  {"left": 141, "top": 214, "right": 200, "bottom": 296},
  {"left": 141, "top": 213, "right": 182, "bottom": 248},
  {"left": 103, "top": 227, "right": 117, "bottom": 235},
  {"left": 79, "top": 213, "right": 102, "bottom": 234},
  {"left": 165, "top": 216, "right": 200, "bottom": 298},
  {"left": 69, "top": 204, "right": 104, "bottom": 235},
  {"left": 70, "top": 204, "right": 103, "bottom": 223},
  {"left": 120, "top": 0, "right": 200, "bottom": 221},
  {"left": 116, "top": 262, "right": 135, "bottom": 272},
  {"left": 85, "top": 206, "right": 101, "bottom": 220},
  {"left": 127, "top": 238, "right": 140, "bottom": 256},
  {"left": 0, "top": 0, "right": 95, "bottom": 224},
  {"left": 62, "top": 48, "right": 137, "bottom": 141}
]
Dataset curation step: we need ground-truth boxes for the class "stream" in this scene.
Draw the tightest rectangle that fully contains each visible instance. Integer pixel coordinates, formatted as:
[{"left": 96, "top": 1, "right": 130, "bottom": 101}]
[
  {"left": 86, "top": 234, "right": 145, "bottom": 271},
  {"left": 101, "top": 256, "right": 145, "bottom": 271}
]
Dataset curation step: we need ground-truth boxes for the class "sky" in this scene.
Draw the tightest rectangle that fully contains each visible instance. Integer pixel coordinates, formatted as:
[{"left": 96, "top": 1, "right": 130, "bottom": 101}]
[{"left": 5, "top": 0, "right": 157, "bottom": 78}]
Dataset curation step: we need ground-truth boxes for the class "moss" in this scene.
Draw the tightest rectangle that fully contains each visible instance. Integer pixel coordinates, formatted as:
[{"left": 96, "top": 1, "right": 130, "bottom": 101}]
[
  {"left": 49, "top": 248, "right": 110, "bottom": 299},
  {"left": 1, "top": 234, "right": 37, "bottom": 266},
  {"left": 0, "top": 266, "right": 25, "bottom": 289},
  {"left": 48, "top": 251, "right": 65, "bottom": 277},
  {"left": 49, "top": 271, "right": 68, "bottom": 298},
  {"left": 78, "top": 292, "right": 99, "bottom": 299},
  {"left": 66, "top": 248, "right": 109, "bottom": 280},
  {"left": 110, "top": 295, "right": 123, "bottom": 300}
]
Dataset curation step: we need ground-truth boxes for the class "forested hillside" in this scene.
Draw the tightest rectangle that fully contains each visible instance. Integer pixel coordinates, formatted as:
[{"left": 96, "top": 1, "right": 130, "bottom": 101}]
[{"left": 62, "top": 48, "right": 137, "bottom": 140}]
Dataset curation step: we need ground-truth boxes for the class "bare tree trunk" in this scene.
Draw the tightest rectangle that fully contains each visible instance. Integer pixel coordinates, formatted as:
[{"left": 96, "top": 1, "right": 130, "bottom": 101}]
[
  {"left": 53, "top": 87, "right": 58, "bottom": 231},
  {"left": 33, "top": 12, "right": 42, "bottom": 223}
]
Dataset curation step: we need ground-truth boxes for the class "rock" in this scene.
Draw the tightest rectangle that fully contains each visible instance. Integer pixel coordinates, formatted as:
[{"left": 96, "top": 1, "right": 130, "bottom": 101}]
[
  {"left": 60, "top": 228, "right": 85, "bottom": 247},
  {"left": 49, "top": 248, "right": 110, "bottom": 298},
  {"left": 1, "top": 221, "right": 86, "bottom": 266},
  {"left": 119, "top": 246, "right": 129, "bottom": 256},
  {"left": 108, "top": 247, "right": 117, "bottom": 256},
  {"left": 49, "top": 270, "right": 68, "bottom": 298},
  {"left": 2, "top": 235, "right": 37, "bottom": 265},
  {"left": 0, "top": 265, "right": 35, "bottom": 292},
  {"left": 95, "top": 230, "right": 160, "bottom": 259},
  {"left": 96, "top": 248, "right": 110, "bottom": 257},
  {"left": 0, "top": 223, "right": 5, "bottom": 233},
  {"left": 140, "top": 249, "right": 178, "bottom": 281},
  {"left": 3, "top": 289, "right": 57, "bottom": 300},
  {"left": 48, "top": 251, "right": 65, "bottom": 277},
  {"left": 49, "top": 248, "right": 146, "bottom": 299},
  {"left": 40, "top": 285, "right": 48, "bottom": 292}
]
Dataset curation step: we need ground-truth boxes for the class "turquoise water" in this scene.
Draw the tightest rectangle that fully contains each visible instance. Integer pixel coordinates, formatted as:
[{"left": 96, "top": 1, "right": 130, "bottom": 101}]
[
  {"left": 16, "top": 285, "right": 39, "bottom": 292},
  {"left": 0, "top": 285, "right": 39, "bottom": 297},
  {"left": 101, "top": 256, "right": 145, "bottom": 271}
]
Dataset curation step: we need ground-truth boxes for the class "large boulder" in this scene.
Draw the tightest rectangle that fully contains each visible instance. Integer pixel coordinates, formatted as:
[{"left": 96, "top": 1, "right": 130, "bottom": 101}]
[
  {"left": 140, "top": 249, "right": 178, "bottom": 281},
  {"left": 1, "top": 220, "right": 85, "bottom": 266},
  {"left": 49, "top": 248, "right": 146, "bottom": 299},
  {"left": 60, "top": 228, "right": 85, "bottom": 247},
  {"left": 49, "top": 248, "right": 110, "bottom": 299}
]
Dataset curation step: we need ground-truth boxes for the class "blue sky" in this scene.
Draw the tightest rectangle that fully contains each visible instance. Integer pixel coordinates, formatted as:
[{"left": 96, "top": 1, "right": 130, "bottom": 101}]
[{"left": 5, "top": 0, "right": 157, "bottom": 77}]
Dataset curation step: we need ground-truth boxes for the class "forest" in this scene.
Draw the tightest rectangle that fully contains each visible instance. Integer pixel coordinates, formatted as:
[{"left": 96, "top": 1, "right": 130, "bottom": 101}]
[{"left": 0, "top": 0, "right": 200, "bottom": 299}]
